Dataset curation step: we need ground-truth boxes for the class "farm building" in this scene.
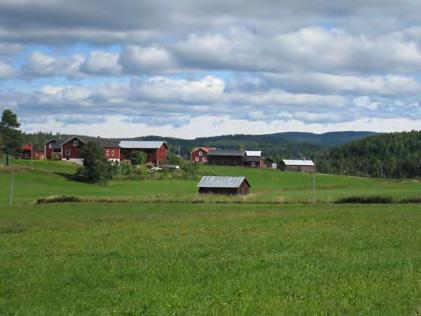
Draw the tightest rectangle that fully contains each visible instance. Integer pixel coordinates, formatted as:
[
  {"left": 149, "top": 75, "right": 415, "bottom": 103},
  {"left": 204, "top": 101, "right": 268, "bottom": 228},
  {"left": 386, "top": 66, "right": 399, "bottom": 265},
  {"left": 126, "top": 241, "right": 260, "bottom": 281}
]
[
  {"left": 265, "top": 158, "right": 277, "bottom": 169},
  {"left": 197, "top": 176, "right": 251, "bottom": 195},
  {"left": 191, "top": 147, "right": 216, "bottom": 163},
  {"left": 44, "top": 137, "right": 168, "bottom": 164},
  {"left": 53, "top": 136, "right": 120, "bottom": 164},
  {"left": 20, "top": 143, "right": 33, "bottom": 159},
  {"left": 243, "top": 151, "right": 264, "bottom": 168},
  {"left": 281, "top": 159, "right": 315, "bottom": 173},
  {"left": 207, "top": 149, "right": 245, "bottom": 166},
  {"left": 119, "top": 141, "right": 168, "bottom": 164}
]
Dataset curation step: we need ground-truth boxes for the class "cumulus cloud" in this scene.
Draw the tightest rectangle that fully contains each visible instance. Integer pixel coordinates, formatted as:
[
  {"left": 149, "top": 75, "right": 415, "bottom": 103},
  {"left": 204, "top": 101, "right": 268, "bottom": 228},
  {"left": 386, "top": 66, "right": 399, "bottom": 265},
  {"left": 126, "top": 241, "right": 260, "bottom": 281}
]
[
  {"left": 81, "top": 51, "right": 122, "bottom": 75},
  {"left": 2, "top": 1, "right": 421, "bottom": 135},
  {"left": 119, "top": 45, "right": 175, "bottom": 73}
]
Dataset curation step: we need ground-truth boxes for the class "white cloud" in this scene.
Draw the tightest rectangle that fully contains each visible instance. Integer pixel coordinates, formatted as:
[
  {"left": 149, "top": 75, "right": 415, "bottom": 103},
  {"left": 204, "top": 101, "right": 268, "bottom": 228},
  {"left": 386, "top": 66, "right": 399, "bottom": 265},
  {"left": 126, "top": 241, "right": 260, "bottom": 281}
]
[
  {"left": 81, "top": 51, "right": 121, "bottom": 75},
  {"left": 0, "top": 61, "right": 14, "bottom": 79},
  {"left": 119, "top": 45, "right": 175, "bottom": 73}
]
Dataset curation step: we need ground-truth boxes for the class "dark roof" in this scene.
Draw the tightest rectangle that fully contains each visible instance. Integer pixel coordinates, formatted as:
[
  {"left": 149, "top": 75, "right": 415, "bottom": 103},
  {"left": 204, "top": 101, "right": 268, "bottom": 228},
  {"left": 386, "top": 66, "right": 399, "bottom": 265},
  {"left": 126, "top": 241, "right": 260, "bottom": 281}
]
[
  {"left": 198, "top": 176, "right": 251, "bottom": 188},
  {"left": 207, "top": 149, "right": 245, "bottom": 157},
  {"left": 45, "top": 136, "right": 120, "bottom": 148}
]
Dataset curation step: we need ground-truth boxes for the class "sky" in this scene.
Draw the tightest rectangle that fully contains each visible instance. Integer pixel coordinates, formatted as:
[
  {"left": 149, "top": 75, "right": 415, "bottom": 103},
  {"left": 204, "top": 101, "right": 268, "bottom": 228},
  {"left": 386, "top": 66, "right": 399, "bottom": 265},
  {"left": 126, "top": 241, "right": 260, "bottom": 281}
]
[{"left": 0, "top": 0, "right": 421, "bottom": 138}]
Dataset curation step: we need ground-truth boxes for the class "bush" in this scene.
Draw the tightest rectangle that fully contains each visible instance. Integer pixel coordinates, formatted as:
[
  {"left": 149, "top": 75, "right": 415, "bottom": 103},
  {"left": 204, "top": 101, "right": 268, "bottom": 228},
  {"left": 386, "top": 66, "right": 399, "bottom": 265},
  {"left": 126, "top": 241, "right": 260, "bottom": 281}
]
[
  {"left": 36, "top": 195, "right": 82, "bottom": 204},
  {"left": 335, "top": 196, "right": 393, "bottom": 204},
  {"left": 130, "top": 151, "right": 147, "bottom": 165},
  {"left": 400, "top": 197, "right": 421, "bottom": 203},
  {"left": 76, "top": 141, "right": 115, "bottom": 183}
]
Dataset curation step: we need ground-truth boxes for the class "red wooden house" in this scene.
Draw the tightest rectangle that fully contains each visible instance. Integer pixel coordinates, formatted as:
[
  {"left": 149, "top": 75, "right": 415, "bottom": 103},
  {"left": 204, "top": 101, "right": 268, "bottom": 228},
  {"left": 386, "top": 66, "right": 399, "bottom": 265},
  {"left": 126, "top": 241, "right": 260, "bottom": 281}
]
[
  {"left": 44, "top": 136, "right": 121, "bottom": 164},
  {"left": 119, "top": 141, "right": 168, "bottom": 164},
  {"left": 44, "top": 137, "right": 167, "bottom": 165},
  {"left": 191, "top": 147, "right": 216, "bottom": 163}
]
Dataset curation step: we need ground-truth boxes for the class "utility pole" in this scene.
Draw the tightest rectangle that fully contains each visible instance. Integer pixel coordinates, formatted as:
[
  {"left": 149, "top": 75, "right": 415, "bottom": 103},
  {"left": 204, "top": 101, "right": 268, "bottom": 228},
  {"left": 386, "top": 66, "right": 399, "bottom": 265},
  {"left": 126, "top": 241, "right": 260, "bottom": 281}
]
[
  {"left": 9, "top": 167, "right": 14, "bottom": 206},
  {"left": 312, "top": 167, "right": 316, "bottom": 204}
]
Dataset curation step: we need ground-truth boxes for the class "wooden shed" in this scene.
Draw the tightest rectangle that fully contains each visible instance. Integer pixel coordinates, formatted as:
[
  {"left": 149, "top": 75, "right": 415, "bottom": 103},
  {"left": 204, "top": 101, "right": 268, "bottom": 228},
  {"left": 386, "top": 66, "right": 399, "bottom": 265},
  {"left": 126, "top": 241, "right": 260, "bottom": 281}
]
[
  {"left": 197, "top": 176, "right": 251, "bottom": 195},
  {"left": 281, "top": 159, "right": 315, "bottom": 173}
]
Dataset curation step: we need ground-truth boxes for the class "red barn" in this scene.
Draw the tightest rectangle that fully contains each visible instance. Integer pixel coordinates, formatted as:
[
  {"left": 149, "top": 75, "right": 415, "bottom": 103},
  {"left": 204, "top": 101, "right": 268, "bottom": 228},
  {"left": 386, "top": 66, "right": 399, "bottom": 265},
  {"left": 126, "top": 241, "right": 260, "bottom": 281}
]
[
  {"left": 119, "top": 141, "right": 168, "bottom": 164},
  {"left": 44, "top": 136, "right": 121, "bottom": 164},
  {"left": 191, "top": 147, "right": 216, "bottom": 163},
  {"left": 20, "top": 143, "right": 33, "bottom": 159}
]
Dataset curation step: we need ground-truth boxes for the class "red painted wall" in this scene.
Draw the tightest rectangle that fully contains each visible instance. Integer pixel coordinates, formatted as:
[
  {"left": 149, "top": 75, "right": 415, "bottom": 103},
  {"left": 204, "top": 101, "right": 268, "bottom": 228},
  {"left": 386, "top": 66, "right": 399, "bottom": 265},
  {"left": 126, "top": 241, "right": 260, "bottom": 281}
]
[
  {"left": 45, "top": 141, "right": 56, "bottom": 159},
  {"left": 62, "top": 138, "right": 84, "bottom": 159},
  {"left": 191, "top": 148, "right": 209, "bottom": 163},
  {"left": 104, "top": 147, "right": 120, "bottom": 160}
]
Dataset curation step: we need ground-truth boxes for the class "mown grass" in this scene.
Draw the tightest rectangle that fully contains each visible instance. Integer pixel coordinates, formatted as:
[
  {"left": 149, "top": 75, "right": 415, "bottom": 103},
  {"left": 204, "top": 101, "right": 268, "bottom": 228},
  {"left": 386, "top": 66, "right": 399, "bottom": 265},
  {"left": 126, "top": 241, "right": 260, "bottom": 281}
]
[{"left": 0, "top": 203, "right": 420, "bottom": 314}]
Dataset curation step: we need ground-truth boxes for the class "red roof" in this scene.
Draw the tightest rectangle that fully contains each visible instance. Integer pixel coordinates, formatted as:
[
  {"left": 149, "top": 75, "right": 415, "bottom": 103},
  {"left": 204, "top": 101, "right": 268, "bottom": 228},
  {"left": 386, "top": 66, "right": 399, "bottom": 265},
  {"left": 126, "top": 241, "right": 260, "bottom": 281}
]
[
  {"left": 192, "top": 147, "right": 216, "bottom": 153},
  {"left": 21, "top": 143, "right": 32, "bottom": 151}
]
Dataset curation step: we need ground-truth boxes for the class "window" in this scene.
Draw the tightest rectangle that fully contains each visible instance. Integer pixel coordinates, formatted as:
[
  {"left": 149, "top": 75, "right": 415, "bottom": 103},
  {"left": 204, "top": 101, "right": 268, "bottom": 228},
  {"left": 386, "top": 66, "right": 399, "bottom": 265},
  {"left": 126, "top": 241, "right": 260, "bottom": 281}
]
[
  {"left": 111, "top": 150, "right": 115, "bottom": 157},
  {"left": 106, "top": 150, "right": 109, "bottom": 156},
  {"left": 198, "top": 151, "right": 203, "bottom": 157},
  {"left": 251, "top": 162, "right": 256, "bottom": 167},
  {"left": 49, "top": 143, "right": 52, "bottom": 149},
  {"left": 65, "top": 149, "right": 71, "bottom": 155},
  {"left": 195, "top": 157, "right": 199, "bottom": 162},
  {"left": 73, "top": 140, "right": 78, "bottom": 146}
]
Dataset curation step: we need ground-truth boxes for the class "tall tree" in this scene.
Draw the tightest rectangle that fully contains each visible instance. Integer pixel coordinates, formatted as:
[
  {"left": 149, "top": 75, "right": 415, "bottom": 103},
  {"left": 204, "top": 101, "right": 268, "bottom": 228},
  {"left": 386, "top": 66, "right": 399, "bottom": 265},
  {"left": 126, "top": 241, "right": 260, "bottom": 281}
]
[{"left": 0, "top": 109, "right": 22, "bottom": 166}]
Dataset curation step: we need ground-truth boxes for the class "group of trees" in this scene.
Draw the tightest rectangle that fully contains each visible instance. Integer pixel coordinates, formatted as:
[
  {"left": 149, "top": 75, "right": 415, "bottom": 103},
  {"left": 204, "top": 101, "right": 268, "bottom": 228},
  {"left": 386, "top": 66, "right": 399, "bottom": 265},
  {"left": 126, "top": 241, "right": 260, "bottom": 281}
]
[{"left": 317, "top": 131, "right": 421, "bottom": 179}]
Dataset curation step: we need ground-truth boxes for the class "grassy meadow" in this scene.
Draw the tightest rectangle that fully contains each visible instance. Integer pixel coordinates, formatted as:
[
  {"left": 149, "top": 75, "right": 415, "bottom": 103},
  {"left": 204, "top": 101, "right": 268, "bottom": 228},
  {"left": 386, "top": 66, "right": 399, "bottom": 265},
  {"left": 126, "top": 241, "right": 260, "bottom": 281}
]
[{"left": 0, "top": 159, "right": 420, "bottom": 314}]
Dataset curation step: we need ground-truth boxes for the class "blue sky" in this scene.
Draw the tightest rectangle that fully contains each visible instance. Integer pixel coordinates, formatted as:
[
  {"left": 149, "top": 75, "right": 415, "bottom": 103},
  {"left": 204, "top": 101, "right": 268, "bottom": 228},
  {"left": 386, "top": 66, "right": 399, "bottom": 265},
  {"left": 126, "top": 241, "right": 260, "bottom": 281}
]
[{"left": 0, "top": 0, "right": 421, "bottom": 138}]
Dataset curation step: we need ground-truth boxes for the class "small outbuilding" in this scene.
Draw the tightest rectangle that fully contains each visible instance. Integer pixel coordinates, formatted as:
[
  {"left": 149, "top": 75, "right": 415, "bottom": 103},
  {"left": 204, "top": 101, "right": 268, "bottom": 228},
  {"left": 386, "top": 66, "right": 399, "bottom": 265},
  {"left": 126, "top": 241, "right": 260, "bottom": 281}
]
[
  {"left": 197, "top": 176, "right": 251, "bottom": 195},
  {"left": 281, "top": 159, "right": 315, "bottom": 173}
]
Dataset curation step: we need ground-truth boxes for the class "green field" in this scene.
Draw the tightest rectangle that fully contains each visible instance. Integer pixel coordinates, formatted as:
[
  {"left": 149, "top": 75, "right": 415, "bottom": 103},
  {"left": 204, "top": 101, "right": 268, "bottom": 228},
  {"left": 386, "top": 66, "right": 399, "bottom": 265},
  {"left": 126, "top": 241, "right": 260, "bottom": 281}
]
[
  {"left": 2, "top": 159, "right": 421, "bottom": 205},
  {"left": 1, "top": 160, "right": 420, "bottom": 314}
]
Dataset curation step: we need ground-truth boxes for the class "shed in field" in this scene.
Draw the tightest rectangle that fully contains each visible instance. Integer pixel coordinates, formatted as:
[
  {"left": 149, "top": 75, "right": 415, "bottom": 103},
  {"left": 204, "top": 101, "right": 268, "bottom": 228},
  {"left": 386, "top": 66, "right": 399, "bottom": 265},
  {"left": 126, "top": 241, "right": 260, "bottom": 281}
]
[
  {"left": 197, "top": 176, "right": 251, "bottom": 195},
  {"left": 281, "top": 159, "right": 315, "bottom": 173}
]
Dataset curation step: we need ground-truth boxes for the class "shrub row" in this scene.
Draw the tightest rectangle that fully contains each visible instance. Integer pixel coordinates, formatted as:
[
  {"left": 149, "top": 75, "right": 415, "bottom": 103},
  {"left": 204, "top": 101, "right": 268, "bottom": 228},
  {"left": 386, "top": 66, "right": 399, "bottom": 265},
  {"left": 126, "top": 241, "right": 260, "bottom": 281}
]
[{"left": 36, "top": 195, "right": 82, "bottom": 204}]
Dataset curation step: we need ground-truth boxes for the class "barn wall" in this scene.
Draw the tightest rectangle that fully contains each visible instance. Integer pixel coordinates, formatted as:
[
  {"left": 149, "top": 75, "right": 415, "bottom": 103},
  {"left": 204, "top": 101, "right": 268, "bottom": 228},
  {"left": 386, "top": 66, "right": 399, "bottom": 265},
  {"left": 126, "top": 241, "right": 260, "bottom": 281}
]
[
  {"left": 104, "top": 147, "right": 120, "bottom": 161},
  {"left": 191, "top": 149, "right": 209, "bottom": 163},
  {"left": 62, "top": 139, "right": 85, "bottom": 160},
  {"left": 285, "top": 165, "right": 315, "bottom": 173},
  {"left": 208, "top": 155, "right": 243, "bottom": 166}
]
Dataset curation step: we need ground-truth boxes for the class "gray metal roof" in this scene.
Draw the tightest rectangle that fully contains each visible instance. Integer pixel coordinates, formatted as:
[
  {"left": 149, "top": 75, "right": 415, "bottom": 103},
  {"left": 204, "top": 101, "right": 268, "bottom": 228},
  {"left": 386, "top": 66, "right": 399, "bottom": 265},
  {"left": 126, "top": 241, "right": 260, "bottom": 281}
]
[
  {"left": 119, "top": 140, "right": 167, "bottom": 149},
  {"left": 197, "top": 176, "right": 251, "bottom": 188},
  {"left": 207, "top": 149, "right": 245, "bottom": 157},
  {"left": 245, "top": 150, "right": 262, "bottom": 157},
  {"left": 282, "top": 159, "right": 315, "bottom": 166}
]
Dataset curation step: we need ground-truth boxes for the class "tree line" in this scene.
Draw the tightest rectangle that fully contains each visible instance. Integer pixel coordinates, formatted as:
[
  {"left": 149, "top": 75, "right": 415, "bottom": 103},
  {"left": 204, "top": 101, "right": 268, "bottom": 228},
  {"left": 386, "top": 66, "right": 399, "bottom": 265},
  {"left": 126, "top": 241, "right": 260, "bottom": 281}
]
[{"left": 316, "top": 131, "right": 421, "bottom": 179}]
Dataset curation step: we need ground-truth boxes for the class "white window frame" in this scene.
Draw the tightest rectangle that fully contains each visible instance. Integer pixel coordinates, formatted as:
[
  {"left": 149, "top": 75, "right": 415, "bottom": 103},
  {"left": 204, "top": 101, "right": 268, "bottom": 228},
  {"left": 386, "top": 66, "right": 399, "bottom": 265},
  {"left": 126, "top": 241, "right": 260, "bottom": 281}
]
[
  {"left": 65, "top": 149, "right": 71, "bottom": 155},
  {"left": 198, "top": 151, "right": 203, "bottom": 157},
  {"left": 73, "top": 140, "right": 78, "bottom": 146},
  {"left": 106, "top": 150, "right": 110, "bottom": 156}
]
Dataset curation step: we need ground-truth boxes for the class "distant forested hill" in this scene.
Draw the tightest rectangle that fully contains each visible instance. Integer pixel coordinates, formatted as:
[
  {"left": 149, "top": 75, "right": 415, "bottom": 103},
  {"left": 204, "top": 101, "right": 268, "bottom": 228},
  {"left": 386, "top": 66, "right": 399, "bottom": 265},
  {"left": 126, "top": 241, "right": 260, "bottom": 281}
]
[
  {"left": 133, "top": 131, "right": 377, "bottom": 157},
  {"left": 317, "top": 131, "right": 421, "bottom": 178},
  {"left": 23, "top": 131, "right": 376, "bottom": 158}
]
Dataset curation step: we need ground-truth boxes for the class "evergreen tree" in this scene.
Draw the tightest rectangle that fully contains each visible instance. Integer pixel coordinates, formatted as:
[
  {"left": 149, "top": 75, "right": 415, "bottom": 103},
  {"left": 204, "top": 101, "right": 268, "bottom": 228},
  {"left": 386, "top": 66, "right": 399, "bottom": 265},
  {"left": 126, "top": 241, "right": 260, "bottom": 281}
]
[{"left": 0, "top": 109, "right": 22, "bottom": 166}]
